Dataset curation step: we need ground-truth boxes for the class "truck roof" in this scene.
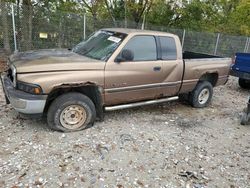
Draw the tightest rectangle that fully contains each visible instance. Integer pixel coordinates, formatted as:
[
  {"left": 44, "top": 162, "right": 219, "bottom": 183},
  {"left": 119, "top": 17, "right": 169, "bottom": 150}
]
[{"left": 102, "top": 28, "right": 177, "bottom": 38}]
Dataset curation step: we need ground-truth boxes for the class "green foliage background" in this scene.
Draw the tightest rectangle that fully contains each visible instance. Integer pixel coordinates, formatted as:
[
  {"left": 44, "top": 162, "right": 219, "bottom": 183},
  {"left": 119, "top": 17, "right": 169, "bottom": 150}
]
[{"left": 0, "top": 0, "right": 249, "bottom": 56}]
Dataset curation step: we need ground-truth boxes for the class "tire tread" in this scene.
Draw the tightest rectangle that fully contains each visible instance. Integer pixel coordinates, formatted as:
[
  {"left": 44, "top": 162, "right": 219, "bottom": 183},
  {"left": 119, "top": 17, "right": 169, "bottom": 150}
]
[
  {"left": 189, "top": 81, "right": 213, "bottom": 108},
  {"left": 47, "top": 92, "right": 96, "bottom": 132}
]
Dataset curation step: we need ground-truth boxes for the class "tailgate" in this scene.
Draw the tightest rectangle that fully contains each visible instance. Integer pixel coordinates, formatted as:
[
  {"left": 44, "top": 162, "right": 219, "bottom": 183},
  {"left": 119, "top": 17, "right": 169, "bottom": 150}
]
[{"left": 232, "top": 53, "right": 250, "bottom": 73}]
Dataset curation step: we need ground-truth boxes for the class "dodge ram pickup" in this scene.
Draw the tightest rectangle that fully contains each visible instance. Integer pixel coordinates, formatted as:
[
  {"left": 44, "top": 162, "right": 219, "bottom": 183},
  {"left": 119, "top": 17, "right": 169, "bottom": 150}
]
[{"left": 1, "top": 28, "right": 232, "bottom": 132}]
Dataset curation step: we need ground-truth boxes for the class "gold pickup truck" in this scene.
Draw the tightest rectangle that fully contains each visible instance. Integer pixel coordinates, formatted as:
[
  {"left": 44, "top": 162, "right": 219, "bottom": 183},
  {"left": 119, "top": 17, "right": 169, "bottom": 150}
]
[{"left": 1, "top": 28, "right": 232, "bottom": 132}]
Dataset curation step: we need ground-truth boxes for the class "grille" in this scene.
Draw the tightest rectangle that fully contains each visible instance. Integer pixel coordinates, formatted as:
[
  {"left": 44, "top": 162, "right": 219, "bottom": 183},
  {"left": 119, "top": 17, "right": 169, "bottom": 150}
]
[{"left": 7, "top": 65, "right": 16, "bottom": 87}]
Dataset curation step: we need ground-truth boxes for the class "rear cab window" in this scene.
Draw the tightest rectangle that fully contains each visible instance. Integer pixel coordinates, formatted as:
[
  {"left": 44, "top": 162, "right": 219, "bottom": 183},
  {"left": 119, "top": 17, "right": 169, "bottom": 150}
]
[{"left": 159, "top": 36, "right": 177, "bottom": 60}]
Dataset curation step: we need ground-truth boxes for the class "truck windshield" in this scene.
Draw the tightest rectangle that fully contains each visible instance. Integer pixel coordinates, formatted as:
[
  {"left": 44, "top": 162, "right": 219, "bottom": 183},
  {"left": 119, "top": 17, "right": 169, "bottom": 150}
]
[{"left": 73, "top": 30, "right": 127, "bottom": 61}]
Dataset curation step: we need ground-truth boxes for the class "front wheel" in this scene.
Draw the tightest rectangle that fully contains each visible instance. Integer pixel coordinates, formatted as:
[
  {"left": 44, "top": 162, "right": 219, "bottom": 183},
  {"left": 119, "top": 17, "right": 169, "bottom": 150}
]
[
  {"left": 47, "top": 92, "right": 96, "bottom": 132},
  {"left": 189, "top": 81, "right": 213, "bottom": 108}
]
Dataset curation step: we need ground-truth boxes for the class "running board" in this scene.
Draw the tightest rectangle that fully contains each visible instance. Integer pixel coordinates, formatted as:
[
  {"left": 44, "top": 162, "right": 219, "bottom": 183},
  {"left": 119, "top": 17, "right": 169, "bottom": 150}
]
[{"left": 105, "top": 96, "right": 179, "bottom": 111}]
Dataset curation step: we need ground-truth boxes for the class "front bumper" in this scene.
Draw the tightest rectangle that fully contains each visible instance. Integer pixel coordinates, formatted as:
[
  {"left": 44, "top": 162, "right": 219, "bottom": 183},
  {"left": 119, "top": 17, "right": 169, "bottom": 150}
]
[{"left": 0, "top": 73, "right": 48, "bottom": 114}]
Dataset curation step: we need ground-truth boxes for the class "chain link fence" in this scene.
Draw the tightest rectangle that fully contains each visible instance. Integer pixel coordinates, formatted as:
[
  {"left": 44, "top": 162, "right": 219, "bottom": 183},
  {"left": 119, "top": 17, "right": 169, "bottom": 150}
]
[
  {"left": 1, "top": 2, "right": 250, "bottom": 57},
  {"left": 0, "top": 2, "right": 14, "bottom": 51}
]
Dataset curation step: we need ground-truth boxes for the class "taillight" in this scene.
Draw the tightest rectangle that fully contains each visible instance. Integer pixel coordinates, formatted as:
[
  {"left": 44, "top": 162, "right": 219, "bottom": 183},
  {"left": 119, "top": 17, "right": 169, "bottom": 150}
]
[{"left": 231, "top": 55, "right": 236, "bottom": 65}]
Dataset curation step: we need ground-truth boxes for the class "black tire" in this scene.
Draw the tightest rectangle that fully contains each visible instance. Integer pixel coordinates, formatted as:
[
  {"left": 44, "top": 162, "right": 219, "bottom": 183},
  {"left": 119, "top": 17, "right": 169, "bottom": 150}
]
[
  {"left": 47, "top": 92, "right": 96, "bottom": 132},
  {"left": 239, "top": 78, "right": 250, "bottom": 89},
  {"left": 189, "top": 81, "right": 213, "bottom": 108}
]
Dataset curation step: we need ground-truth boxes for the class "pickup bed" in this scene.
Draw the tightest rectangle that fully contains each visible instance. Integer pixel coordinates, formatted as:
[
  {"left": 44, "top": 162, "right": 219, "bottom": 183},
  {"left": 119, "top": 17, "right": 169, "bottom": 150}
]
[
  {"left": 231, "top": 53, "right": 250, "bottom": 89},
  {"left": 1, "top": 28, "right": 232, "bottom": 132}
]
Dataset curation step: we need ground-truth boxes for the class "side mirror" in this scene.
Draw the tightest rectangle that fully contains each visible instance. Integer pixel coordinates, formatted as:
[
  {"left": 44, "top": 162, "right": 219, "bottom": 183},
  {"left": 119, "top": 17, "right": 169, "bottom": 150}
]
[{"left": 115, "top": 49, "right": 134, "bottom": 63}]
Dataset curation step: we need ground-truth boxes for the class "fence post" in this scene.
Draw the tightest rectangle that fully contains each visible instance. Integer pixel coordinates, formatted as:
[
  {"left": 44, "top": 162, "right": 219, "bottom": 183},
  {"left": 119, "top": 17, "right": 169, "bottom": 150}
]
[
  {"left": 244, "top": 37, "right": 248, "bottom": 52},
  {"left": 181, "top": 29, "right": 186, "bottom": 48},
  {"left": 11, "top": 4, "right": 17, "bottom": 52},
  {"left": 124, "top": 0, "right": 127, "bottom": 28},
  {"left": 83, "top": 13, "right": 86, "bottom": 40},
  {"left": 246, "top": 37, "right": 250, "bottom": 53},
  {"left": 141, "top": 14, "right": 146, "bottom": 30},
  {"left": 214, "top": 33, "right": 220, "bottom": 55}
]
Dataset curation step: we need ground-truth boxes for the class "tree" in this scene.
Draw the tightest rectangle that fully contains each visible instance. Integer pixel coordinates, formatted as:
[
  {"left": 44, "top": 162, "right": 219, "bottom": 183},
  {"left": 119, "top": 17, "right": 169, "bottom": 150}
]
[
  {"left": 224, "top": 0, "right": 250, "bottom": 35},
  {"left": 101, "top": 0, "right": 131, "bottom": 27},
  {"left": 127, "top": 0, "right": 152, "bottom": 27},
  {"left": 81, "top": 0, "right": 104, "bottom": 28},
  {"left": 104, "top": 0, "right": 117, "bottom": 26},
  {"left": 21, "top": 0, "right": 33, "bottom": 51},
  {"left": 147, "top": 0, "right": 175, "bottom": 27}
]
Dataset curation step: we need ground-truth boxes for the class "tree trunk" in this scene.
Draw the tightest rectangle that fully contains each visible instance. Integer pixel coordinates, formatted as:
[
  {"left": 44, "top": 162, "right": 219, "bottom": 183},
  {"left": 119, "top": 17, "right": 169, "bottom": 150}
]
[
  {"left": 104, "top": 0, "right": 117, "bottom": 27},
  {"left": 21, "top": 0, "right": 33, "bottom": 51},
  {"left": 129, "top": 0, "right": 151, "bottom": 28},
  {"left": 58, "top": 16, "right": 64, "bottom": 48},
  {"left": 16, "top": 0, "right": 21, "bottom": 50},
  {"left": 28, "top": 5, "right": 32, "bottom": 46},
  {"left": 81, "top": 0, "right": 100, "bottom": 30},
  {"left": 92, "top": 12, "right": 98, "bottom": 30},
  {"left": 1, "top": 1, "right": 11, "bottom": 52}
]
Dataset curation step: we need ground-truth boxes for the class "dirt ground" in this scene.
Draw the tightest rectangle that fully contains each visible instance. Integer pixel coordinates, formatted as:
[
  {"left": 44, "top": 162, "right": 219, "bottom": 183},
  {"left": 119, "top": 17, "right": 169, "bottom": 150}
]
[{"left": 0, "top": 77, "right": 249, "bottom": 188}]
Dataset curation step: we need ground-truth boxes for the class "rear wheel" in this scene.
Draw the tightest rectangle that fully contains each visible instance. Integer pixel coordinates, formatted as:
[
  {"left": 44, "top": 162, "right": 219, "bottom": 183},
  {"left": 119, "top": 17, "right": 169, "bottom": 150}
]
[
  {"left": 189, "top": 81, "right": 213, "bottom": 108},
  {"left": 47, "top": 92, "right": 96, "bottom": 132},
  {"left": 239, "top": 78, "right": 250, "bottom": 89}
]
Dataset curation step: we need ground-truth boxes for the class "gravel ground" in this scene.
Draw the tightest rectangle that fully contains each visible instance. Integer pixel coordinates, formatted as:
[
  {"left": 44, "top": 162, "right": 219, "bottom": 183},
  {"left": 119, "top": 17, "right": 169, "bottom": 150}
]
[{"left": 0, "top": 77, "right": 249, "bottom": 188}]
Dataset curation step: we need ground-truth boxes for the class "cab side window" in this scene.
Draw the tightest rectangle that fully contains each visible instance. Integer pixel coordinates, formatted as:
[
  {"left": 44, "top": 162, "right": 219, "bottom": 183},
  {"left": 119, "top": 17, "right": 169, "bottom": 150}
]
[
  {"left": 123, "top": 36, "right": 157, "bottom": 61},
  {"left": 159, "top": 36, "right": 177, "bottom": 60}
]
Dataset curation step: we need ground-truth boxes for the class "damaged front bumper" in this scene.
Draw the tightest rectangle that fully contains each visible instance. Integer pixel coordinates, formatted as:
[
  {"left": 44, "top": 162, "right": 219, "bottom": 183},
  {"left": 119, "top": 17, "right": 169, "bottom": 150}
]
[{"left": 0, "top": 73, "right": 47, "bottom": 114}]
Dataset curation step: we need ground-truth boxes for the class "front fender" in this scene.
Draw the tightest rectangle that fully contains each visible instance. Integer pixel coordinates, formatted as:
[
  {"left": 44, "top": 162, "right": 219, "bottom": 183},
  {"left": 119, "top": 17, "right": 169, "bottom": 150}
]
[{"left": 17, "top": 70, "right": 104, "bottom": 94}]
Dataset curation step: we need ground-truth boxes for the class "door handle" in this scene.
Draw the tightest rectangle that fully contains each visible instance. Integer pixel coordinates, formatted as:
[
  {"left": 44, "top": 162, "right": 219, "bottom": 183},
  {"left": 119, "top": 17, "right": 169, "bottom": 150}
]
[{"left": 153, "top": 66, "right": 161, "bottom": 71}]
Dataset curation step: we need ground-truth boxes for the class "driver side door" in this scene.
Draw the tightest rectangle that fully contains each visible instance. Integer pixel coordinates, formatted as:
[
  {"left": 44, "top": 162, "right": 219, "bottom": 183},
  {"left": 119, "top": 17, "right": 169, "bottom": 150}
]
[{"left": 104, "top": 35, "right": 165, "bottom": 105}]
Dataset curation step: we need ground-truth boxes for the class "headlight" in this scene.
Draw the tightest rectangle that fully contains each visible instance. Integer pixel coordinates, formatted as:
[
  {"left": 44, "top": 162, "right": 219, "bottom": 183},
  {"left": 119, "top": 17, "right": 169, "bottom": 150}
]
[{"left": 17, "top": 81, "right": 43, "bottom": 94}]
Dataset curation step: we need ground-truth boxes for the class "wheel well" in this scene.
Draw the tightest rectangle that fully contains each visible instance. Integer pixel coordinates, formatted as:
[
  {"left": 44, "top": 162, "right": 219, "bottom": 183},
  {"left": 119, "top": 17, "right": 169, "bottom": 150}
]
[
  {"left": 199, "top": 73, "right": 218, "bottom": 86},
  {"left": 44, "top": 85, "right": 104, "bottom": 120}
]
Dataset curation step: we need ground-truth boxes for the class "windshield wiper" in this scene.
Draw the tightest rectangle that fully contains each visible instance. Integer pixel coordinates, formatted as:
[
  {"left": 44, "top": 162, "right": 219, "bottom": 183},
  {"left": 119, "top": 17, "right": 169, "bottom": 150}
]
[{"left": 76, "top": 46, "right": 95, "bottom": 56}]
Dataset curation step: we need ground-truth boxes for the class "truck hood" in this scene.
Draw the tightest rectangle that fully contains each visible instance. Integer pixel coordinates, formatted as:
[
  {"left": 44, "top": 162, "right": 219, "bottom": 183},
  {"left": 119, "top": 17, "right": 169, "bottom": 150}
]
[{"left": 9, "top": 49, "right": 104, "bottom": 73}]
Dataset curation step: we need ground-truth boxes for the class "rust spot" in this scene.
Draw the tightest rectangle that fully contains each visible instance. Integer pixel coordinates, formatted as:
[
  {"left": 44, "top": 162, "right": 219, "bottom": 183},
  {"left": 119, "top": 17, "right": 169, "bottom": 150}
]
[{"left": 53, "top": 81, "right": 98, "bottom": 90}]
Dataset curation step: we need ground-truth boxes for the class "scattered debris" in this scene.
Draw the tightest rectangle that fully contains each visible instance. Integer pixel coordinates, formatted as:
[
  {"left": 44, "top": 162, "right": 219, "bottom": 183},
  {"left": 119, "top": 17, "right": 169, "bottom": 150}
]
[
  {"left": 178, "top": 170, "right": 198, "bottom": 179},
  {"left": 120, "top": 134, "right": 134, "bottom": 144},
  {"left": 96, "top": 144, "right": 109, "bottom": 160}
]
